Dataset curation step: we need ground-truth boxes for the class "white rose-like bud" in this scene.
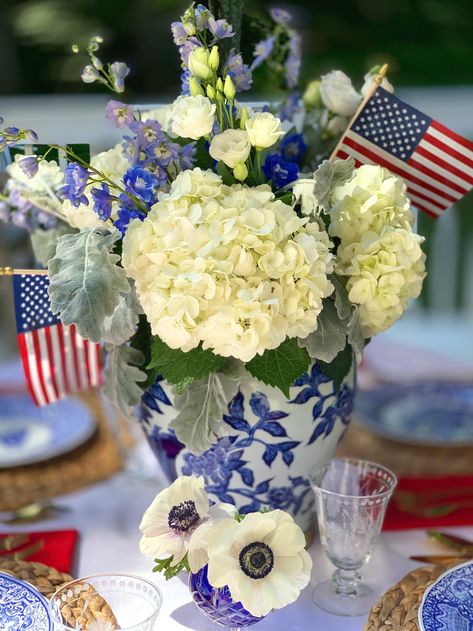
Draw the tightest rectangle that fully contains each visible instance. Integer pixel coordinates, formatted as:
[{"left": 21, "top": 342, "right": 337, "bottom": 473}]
[
  {"left": 245, "top": 112, "right": 284, "bottom": 149},
  {"left": 361, "top": 72, "right": 394, "bottom": 98},
  {"left": 320, "top": 70, "right": 361, "bottom": 117},
  {"left": 171, "top": 95, "right": 216, "bottom": 140},
  {"left": 209, "top": 129, "right": 251, "bottom": 168}
]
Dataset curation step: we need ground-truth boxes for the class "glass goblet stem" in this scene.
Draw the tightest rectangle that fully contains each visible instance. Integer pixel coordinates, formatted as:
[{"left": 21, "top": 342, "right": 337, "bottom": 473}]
[{"left": 333, "top": 568, "right": 362, "bottom": 596}]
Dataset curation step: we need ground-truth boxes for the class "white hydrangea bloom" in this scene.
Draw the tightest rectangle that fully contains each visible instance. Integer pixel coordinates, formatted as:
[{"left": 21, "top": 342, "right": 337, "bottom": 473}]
[
  {"left": 337, "top": 227, "right": 426, "bottom": 336},
  {"left": 122, "top": 168, "right": 334, "bottom": 362},
  {"left": 7, "top": 155, "right": 64, "bottom": 193},
  {"left": 329, "top": 165, "right": 414, "bottom": 243}
]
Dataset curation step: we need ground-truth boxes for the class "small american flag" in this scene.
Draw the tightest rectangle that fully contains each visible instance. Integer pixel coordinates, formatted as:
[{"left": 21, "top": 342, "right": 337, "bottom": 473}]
[
  {"left": 334, "top": 86, "right": 473, "bottom": 217},
  {"left": 12, "top": 273, "right": 102, "bottom": 406}
]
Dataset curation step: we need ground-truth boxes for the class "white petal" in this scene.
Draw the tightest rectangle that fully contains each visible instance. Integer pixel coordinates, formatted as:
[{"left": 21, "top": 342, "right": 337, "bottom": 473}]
[
  {"left": 268, "top": 521, "right": 305, "bottom": 557},
  {"left": 234, "top": 513, "right": 276, "bottom": 549},
  {"left": 207, "top": 552, "right": 239, "bottom": 587},
  {"left": 139, "top": 531, "right": 187, "bottom": 563},
  {"left": 230, "top": 577, "right": 276, "bottom": 618}
]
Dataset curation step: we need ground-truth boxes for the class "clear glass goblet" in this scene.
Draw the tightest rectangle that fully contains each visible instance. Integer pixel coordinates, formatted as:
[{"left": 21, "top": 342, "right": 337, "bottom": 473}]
[
  {"left": 49, "top": 573, "right": 163, "bottom": 630},
  {"left": 309, "top": 458, "right": 397, "bottom": 616}
]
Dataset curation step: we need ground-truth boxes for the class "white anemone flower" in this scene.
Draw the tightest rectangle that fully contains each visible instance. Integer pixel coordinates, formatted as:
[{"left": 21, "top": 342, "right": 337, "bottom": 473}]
[
  {"left": 202, "top": 510, "right": 312, "bottom": 617},
  {"left": 139, "top": 476, "right": 234, "bottom": 566}
]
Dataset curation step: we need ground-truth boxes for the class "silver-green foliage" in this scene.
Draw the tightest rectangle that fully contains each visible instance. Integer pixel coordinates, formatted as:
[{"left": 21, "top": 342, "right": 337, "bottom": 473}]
[{"left": 103, "top": 343, "right": 146, "bottom": 417}]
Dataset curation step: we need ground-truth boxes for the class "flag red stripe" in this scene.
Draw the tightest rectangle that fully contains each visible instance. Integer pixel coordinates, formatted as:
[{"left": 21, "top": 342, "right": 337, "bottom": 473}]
[
  {"left": 32, "top": 329, "right": 50, "bottom": 404},
  {"left": 83, "top": 339, "right": 92, "bottom": 387},
  {"left": 69, "top": 324, "right": 82, "bottom": 391},
  {"left": 17, "top": 334, "right": 40, "bottom": 406},
  {"left": 407, "top": 198, "right": 438, "bottom": 218},
  {"left": 431, "top": 120, "right": 473, "bottom": 153},
  {"left": 405, "top": 185, "right": 445, "bottom": 211},
  {"left": 408, "top": 155, "right": 468, "bottom": 195},
  {"left": 424, "top": 132, "right": 473, "bottom": 170},
  {"left": 414, "top": 145, "right": 473, "bottom": 187},
  {"left": 341, "top": 135, "right": 457, "bottom": 203},
  {"left": 56, "top": 324, "right": 70, "bottom": 394},
  {"left": 44, "top": 327, "right": 60, "bottom": 401}
]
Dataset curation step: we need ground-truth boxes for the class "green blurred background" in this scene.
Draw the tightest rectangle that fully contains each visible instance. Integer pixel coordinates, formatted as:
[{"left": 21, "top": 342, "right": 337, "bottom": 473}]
[{"left": 2, "top": 0, "right": 473, "bottom": 97}]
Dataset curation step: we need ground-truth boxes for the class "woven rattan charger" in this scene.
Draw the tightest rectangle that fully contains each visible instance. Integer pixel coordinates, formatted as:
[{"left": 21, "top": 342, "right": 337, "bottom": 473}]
[
  {"left": 365, "top": 559, "right": 465, "bottom": 631},
  {"left": 0, "top": 558, "right": 119, "bottom": 629}
]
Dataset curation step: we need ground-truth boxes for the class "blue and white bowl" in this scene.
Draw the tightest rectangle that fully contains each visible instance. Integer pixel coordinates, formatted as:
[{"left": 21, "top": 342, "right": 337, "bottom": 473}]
[{"left": 0, "top": 572, "right": 53, "bottom": 630}]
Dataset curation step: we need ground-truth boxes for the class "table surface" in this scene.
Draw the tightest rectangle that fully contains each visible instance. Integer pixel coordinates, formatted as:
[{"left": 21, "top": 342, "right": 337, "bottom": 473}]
[{"left": 3, "top": 439, "right": 473, "bottom": 631}]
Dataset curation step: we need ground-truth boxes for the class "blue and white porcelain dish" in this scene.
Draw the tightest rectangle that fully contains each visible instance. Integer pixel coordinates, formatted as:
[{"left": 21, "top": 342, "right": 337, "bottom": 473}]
[
  {"left": 419, "top": 560, "right": 473, "bottom": 631},
  {"left": 355, "top": 382, "right": 473, "bottom": 446},
  {"left": 0, "top": 393, "right": 96, "bottom": 468},
  {"left": 0, "top": 572, "right": 53, "bottom": 630}
]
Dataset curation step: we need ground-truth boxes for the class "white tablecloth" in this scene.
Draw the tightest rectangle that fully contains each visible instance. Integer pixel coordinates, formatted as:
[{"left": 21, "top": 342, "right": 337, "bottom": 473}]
[{"left": 4, "top": 440, "right": 473, "bottom": 631}]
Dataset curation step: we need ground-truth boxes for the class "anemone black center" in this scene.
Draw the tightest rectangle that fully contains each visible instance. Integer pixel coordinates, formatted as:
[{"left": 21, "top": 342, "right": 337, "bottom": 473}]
[
  {"left": 167, "top": 500, "right": 200, "bottom": 532},
  {"left": 239, "top": 541, "right": 274, "bottom": 579}
]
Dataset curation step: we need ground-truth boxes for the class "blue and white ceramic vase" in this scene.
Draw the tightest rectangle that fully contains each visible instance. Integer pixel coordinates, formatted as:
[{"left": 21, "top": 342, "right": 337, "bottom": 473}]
[
  {"left": 140, "top": 362, "right": 355, "bottom": 532},
  {"left": 189, "top": 564, "right": 264, "bottom": 628}
]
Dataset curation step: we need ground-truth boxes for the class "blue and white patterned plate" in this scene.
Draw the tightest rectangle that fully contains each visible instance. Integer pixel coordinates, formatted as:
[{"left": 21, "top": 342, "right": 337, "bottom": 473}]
[
  {"left": 354, "top": 382, "right": 473, "bottom": 446},
  {"left": 0, "top": 394, "right": 96, "bottom": 468},
  {"left": 419, "top": 560, "right": 473, "bottom": 631},
  {"left": 0, "top": 572, "right": 53, "bottom": 630}
]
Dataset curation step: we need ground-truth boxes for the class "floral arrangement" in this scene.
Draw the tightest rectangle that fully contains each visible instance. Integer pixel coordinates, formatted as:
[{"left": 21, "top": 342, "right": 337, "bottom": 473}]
[
  {"left": 139, "top": 475, "right": 312, "bottom": 617},
  {"left": 0, "top": 3, "right": 426, "bottom": 453}
]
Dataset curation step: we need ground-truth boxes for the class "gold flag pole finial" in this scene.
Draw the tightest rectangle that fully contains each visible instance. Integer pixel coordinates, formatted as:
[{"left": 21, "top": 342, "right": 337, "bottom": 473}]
[
  {"left": 330, "top": 63, "right": 389, "bottom": 161},
  {"left": 0, "top": 267, "right": 48, "bottom": 276},
  {"left": 0, "top": 267, "right": 14, "bottom": 276}
]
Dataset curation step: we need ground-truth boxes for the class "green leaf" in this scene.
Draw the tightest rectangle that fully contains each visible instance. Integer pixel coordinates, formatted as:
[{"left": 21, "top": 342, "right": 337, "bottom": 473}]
[
  {"left": 152, "top": 555, "right": 190, "bottom": 580},
  {"left": 101, "top": 284, "right": 142, "bottom": 346},
  {"left": 170, "top": 373, "right": 228, "bottom": 454},
  {"left": 347, "top": 308, "right": 366, "bottom": 364},
  {"left": 314, "top": 157, "right": 355, "bottom": 212},
  {"left": 246, "top": 339, "right": 311, "bottom": 397},
  {"left": 298, "top": 299, "right": 348, "bottom": 363},
  {"left": 318, "top": 343, "right": 353, "bottom": 392},
  {"left": 48, "top": 228, "right": 131, "bottom": 343},
  {"left": 331, "top": 274, "right": 352, "bottom": 321},
  {"left": 148, "top": 337, "right": 225, "bottom": 385},
  {"left": 216, "top": 160, "right": 238, "bottom": 185},
  {"left": 103, "top": 343, "right": 146, "bottom": 417},
  {"left": 194, "top": 137, "right": 214, "bottom": 170},
  {"left": 30, "top": 225, "right": 77, "bottom": 267}
]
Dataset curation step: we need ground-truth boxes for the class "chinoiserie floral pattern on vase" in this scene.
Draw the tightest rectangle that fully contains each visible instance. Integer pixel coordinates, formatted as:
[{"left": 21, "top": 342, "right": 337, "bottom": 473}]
[{"left": 139, "top": 362, "right": 355, "bottom": 532}]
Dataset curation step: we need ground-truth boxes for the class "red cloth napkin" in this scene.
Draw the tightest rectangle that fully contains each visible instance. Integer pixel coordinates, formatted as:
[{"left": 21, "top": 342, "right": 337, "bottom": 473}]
[
  {"left": 383, "top": 475, "right": 473, "bottom": 531},
  {"left": 0, "top": 529, "right": 79, "bottom": 573}
]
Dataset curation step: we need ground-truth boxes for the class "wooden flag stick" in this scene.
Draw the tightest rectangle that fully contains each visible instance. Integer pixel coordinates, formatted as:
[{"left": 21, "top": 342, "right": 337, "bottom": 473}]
[
  {"left": 0, "top": 267, "right": 48, "bottom": 276},
  {"left": 330, "top": 63, "right": 389, "bottom": 161}
]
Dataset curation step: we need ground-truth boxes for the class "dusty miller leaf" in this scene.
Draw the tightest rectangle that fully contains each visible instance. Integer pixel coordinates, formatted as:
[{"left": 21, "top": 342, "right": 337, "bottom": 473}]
[
  {"left": 170, "top": 374, "right": 227, "bottom": 454},
  {"left": 103, "top": 343, "right": 146, "bottom": 417},
  {"left": 246, "top": 339, "right": 311, "bottom": 398},
  {"left": 101, "top": 283, "right": 142, "bottom": 346},
  {"left": 348, "top": 308, "right": 366, "bottom": 364},
  {"left": 314, "top": 157, "right": 355, "bottom": 212},
  {"left": 331, "top": 274, "right": 352, "bottom": 321},
  {"left": 298, "top": 300, "right": 348, "bottom": 363},
  {"left": 219, "top": 358, "right": 246, "bottom": 381},
  {"left": 30, "top": 224, "right": 77, "bottom": 266},
  {"left": 48, "top": 228, "right": 131, "bottom": 343}
]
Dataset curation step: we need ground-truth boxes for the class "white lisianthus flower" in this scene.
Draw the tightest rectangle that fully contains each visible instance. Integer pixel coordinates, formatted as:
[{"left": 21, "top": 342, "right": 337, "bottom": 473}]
[
  {"left": 171, "top": 95, "right": 216, "bottom": 140},
  {"left": 320, "top": 70, "right": 361, "bottom": 117},
  {"left": 209, "top": 129, "right": 251, "bottom": 168},
  {"left": 337, "top": 228, "right": 426, "bottom": 336},
  {"left": 197, "top": 510, "right": 312, "bottom": 618},
  {"left": 361, "top": 72, "right": 394, "bottom": 98},
  {"left": 329, "top": 165, "right": 414, "bottom": 243},
  {"left": 188, "top": 47, "right": 211, "bottom": 80},
  {"left": 245, "top": 112, "right": 284, "bottom": 149},
  {"left": 122, "top": 169, "right": 334, "bottom": 362},
  {"left": 292, "top": 177, "right": 316, "bottom": 215},
  {"left": 326, "top": 114, "right": 349, "bottom": 137},
  {"left": 139, "top": 476, "right": 233, "bottom": 566}
]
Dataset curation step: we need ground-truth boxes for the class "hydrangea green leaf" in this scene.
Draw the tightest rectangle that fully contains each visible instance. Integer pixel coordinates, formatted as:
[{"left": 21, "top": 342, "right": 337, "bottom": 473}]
[
  {"left": 103, "top": 343, "right": 146, "bottom": 417},
  {"left": 314, "top": 157, "right": 355, "bottom": 212},
  {"left": 48, "top": 228, "right": 131, "bottom": 343},
  {"left": 246, "top": 338, "right": 311, "bottom": 398},
  {"left": 318, "top": 343, "right": 353, "bottom": 392},
  {"left": 148, "top": 336, "right": 225, "bottom": 385},
  {"left": 298, "top": 299, "right": 348, "bottom": 363},
  {"left": 170, "top": 374, "right": 228, "bottom": 454}
]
